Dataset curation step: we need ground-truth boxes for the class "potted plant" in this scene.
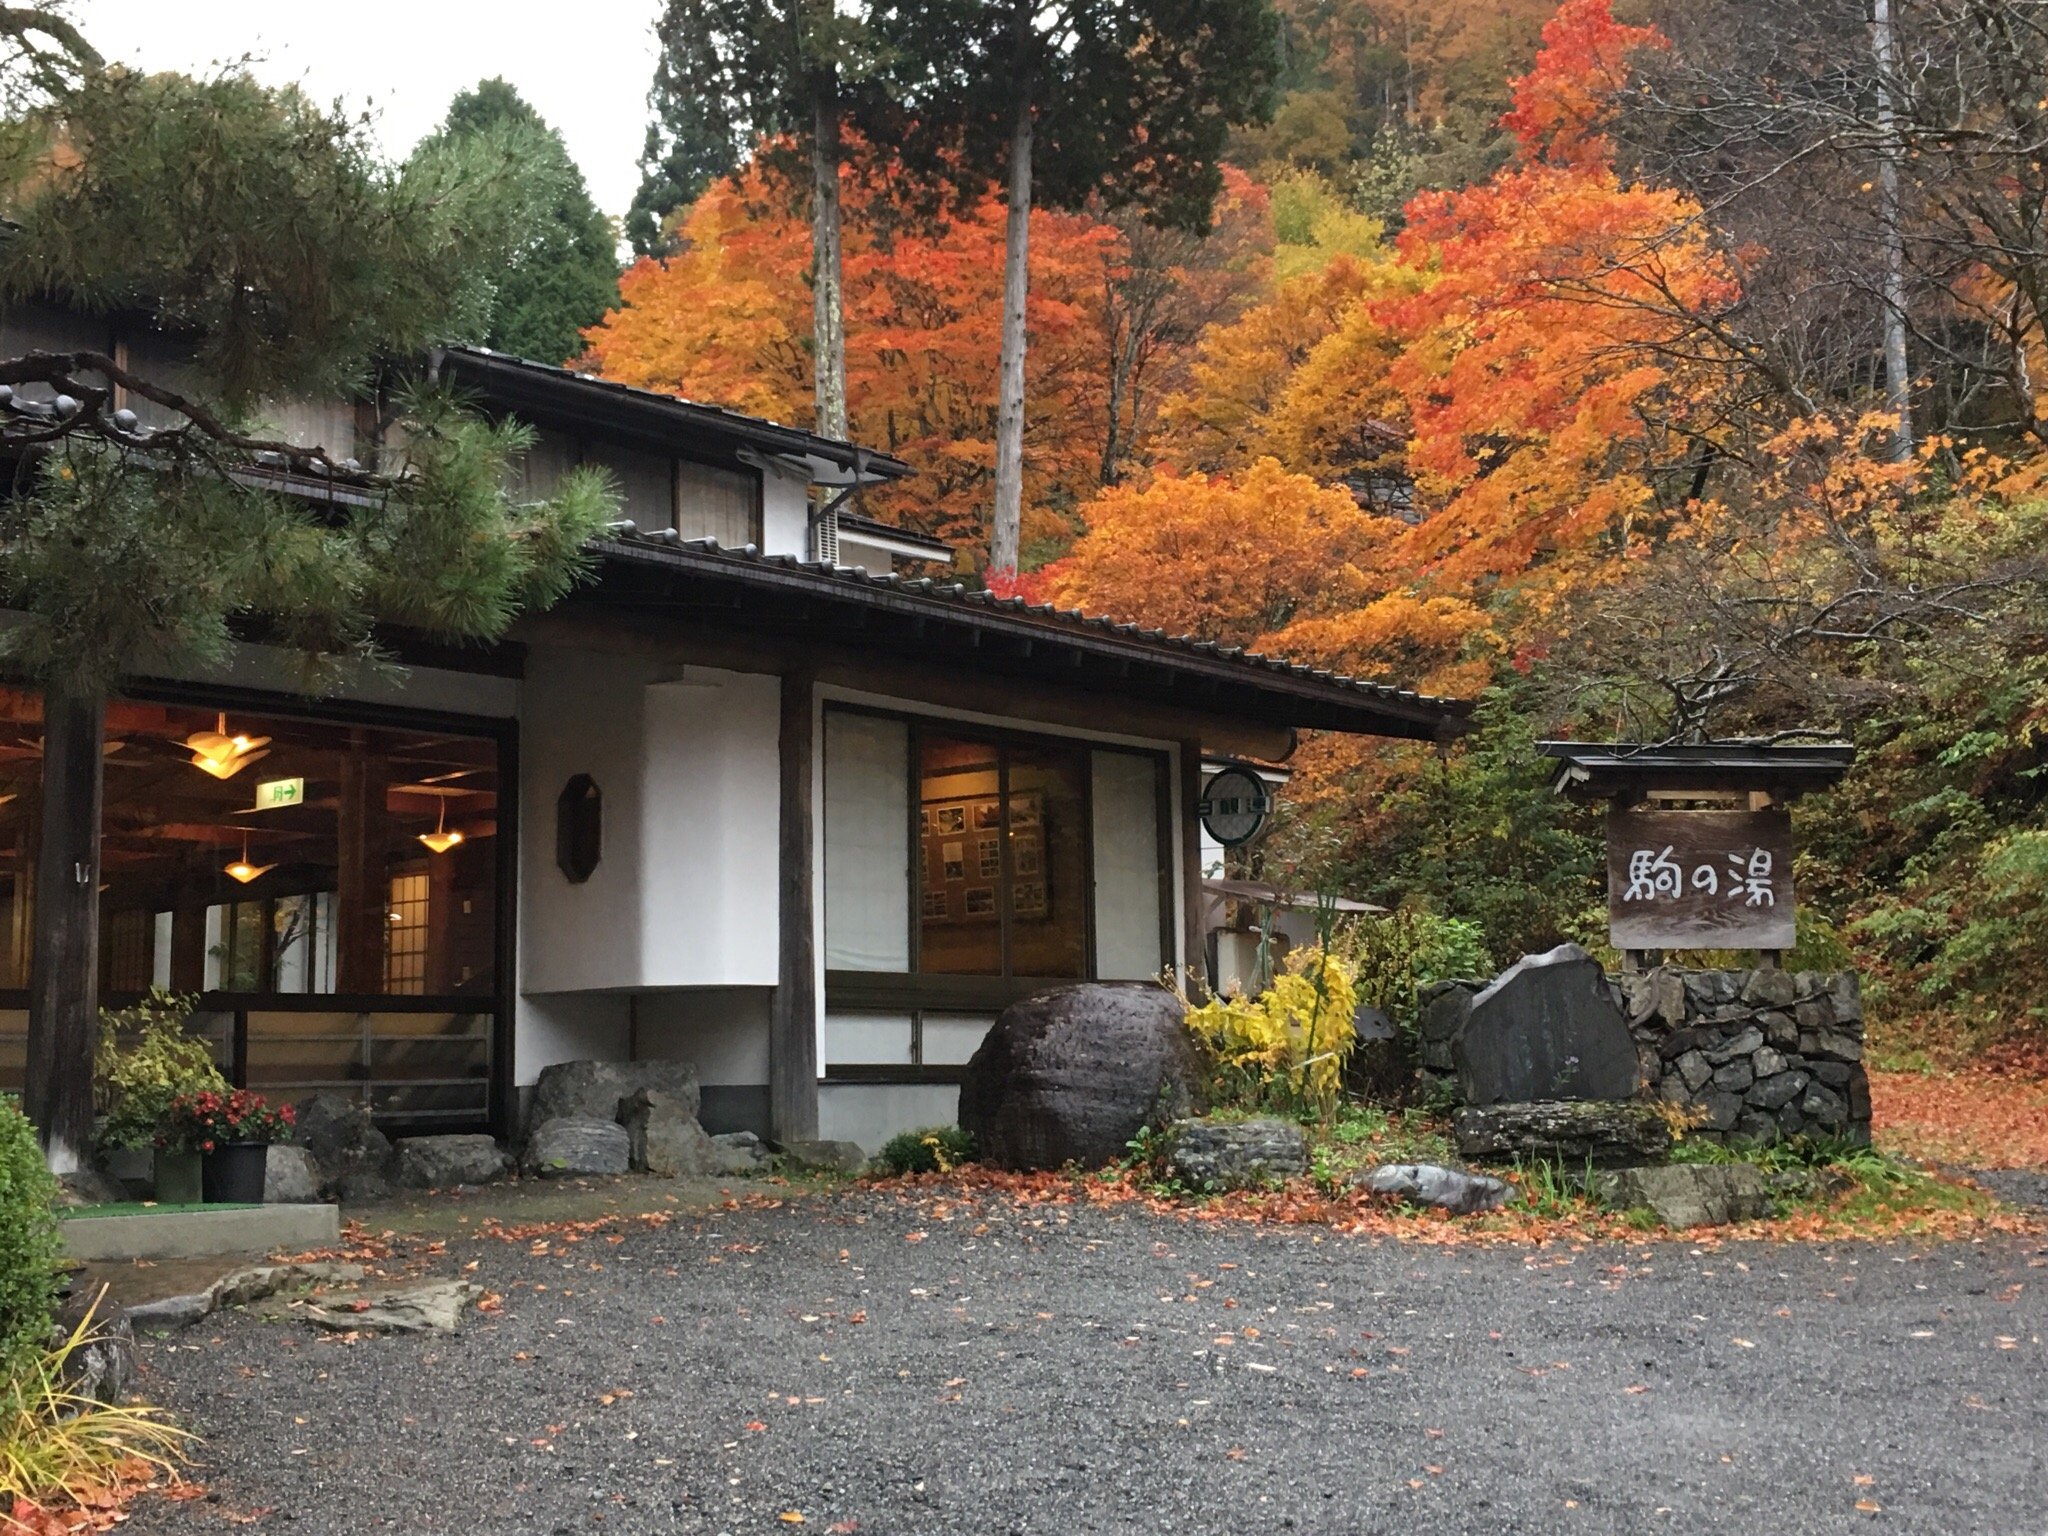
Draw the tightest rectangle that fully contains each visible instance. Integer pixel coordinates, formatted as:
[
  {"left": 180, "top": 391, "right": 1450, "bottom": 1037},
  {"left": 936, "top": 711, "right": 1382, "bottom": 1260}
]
[
  {"left": 94, "top": 990, "right": 227, "bottom": 1203},
  {"left": 165, "top": 1091, "right": 295, "bottom": 1204}
]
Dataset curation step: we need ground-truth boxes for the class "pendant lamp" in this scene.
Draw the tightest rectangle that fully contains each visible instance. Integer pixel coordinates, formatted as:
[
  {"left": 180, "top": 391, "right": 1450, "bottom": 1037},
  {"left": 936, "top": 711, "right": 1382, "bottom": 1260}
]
[
  {"left": 418, "top": 797, "right": 464, "bottom": 855},
  {"left": 187, "top": 712, "right": 271, "bottom": 780}
]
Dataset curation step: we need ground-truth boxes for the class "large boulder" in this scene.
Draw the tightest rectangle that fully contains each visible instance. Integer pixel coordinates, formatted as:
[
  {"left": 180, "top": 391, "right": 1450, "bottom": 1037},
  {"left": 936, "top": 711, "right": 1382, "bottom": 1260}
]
[
  {"left": 1355, "top": 1162, "right": 1511, "bottom": 1215},
  {"left": 524, "top": 1117, "right": 631, "bottom": 1178},
  {"left": 1453, "top": 1100, "right": 1672, "bottom": 1167},
  {"left": 529, "top": 1060, "right": 701, "bottom": 1130},
  {"left": 1163, "top": 1118, "right": 1308, "bottom": 1191},
  {"left": 1454, "top": 944, "right": 1640, "bottom": 1105},
  {"left": 1593, "top": 1163, "right": 1770, "bottom": 1228},
  {"left": 263, "top": 1145, "right": 323, "bottom": 1204},
  {"left": 391, "top": 1134, "right": 511, "bottom": 1190},
  {"left": 959, "top": 984, "right": 1200, "bottom": 1170},
  {"left": 620, "top": 1089, "right": 718, "bottom": 1177}
]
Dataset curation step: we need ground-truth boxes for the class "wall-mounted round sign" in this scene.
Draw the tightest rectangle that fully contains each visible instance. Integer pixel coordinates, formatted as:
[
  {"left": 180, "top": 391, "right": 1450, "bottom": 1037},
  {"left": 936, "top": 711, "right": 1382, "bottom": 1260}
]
[{"left": 1200, "top": 765, "right": 1272, "bottom": 847}]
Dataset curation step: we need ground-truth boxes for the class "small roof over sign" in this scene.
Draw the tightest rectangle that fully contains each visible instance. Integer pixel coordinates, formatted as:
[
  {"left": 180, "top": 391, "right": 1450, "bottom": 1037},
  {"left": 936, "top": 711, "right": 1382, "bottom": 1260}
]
[
  {"left": 1537, "top": 740, "right": 1856, "bottom": 802},
  {"left": 1202, "top": 877, "right": 1387, "bottom": 914}
]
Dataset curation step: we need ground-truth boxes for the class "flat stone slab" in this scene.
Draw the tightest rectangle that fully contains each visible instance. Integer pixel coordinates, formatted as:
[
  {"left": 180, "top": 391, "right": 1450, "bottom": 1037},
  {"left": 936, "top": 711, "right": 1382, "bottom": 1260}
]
[
  {"left": 1163, "top": 1118, "right": 1308, "bottom": 1190},
  {"left": 1454, "top": 1100, "right": 1673, "bottom": 1167},
  {"left": 60, "top": 1203, "right": 339, "bottom": 1263},
  {"left": 1593, "top": 1163, "right": 1770, "bottom": 1228}
]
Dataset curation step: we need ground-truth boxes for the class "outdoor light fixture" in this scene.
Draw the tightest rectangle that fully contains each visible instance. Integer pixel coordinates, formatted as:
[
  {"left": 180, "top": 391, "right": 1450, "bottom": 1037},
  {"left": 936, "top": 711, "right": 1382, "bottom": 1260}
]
[
  {"left": 186, "top": 713, "right": 270, "bottom": 780},
  {"left": 224, "top": 832, "right": 274, "bottom": 885},
  {"left": 417, "top": 797, "right": 464, "bottom": 855}
]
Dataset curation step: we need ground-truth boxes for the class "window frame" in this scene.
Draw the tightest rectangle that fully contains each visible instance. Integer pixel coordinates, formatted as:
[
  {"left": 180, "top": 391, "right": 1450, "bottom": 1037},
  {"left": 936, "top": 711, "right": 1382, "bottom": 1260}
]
[{"left": 822, "top": 703, "right": 1176, "bottom": 1017}]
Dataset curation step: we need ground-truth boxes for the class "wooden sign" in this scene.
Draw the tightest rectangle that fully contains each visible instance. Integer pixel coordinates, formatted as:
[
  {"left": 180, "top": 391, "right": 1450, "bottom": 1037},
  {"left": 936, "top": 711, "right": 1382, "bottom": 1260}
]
[{"left": 1606, "top": 806, "right": 1796, "bottom": 951}]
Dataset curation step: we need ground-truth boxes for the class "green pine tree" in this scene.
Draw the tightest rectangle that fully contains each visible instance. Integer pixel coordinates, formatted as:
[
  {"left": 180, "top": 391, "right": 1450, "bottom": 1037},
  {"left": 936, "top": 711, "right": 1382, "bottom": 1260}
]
[
  {"left": 422, "top": 78, "right": 621, "bottom": 367},
  {"left": 0, "top": 14, "right": 621, "bottom": 1169}
]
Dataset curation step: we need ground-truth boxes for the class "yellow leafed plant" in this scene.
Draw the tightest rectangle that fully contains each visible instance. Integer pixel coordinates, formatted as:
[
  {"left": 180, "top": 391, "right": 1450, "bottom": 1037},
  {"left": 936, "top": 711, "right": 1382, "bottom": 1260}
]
[{"left": 1184, "top": 947, "right": 1358, "bottom": 1118}]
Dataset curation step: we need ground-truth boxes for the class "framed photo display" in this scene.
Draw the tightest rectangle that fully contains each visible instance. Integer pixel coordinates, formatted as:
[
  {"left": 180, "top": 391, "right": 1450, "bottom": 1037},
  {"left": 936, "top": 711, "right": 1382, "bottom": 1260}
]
[{"left": 920, "top": 791, "right": 1047, "bottom": 924}]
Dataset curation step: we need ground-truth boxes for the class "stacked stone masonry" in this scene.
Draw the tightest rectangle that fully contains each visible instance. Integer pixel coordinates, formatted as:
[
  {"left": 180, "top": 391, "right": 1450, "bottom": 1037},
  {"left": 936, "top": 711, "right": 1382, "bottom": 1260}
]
[{"left": 1615, "top": 967, "right": 1871, "bottom": 1146}]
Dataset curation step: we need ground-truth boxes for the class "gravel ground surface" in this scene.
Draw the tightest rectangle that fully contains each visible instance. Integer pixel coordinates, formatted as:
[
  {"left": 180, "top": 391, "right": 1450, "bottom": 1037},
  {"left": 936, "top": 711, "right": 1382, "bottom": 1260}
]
[{"left": 123, "top": 1187, "right": 2048, "bottom": 1536}]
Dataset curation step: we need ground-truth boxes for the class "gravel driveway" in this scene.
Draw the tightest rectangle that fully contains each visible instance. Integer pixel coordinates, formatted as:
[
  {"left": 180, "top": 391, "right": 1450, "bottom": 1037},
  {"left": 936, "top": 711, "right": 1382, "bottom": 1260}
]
[{"left": 125, "top": 1187, "right": 2047, "bottom": 1536}]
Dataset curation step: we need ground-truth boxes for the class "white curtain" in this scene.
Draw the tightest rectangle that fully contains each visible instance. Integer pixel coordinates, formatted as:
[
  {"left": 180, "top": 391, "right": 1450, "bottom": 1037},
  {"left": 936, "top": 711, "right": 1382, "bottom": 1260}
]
[
  {"left": 1091, "top": 750, "right": 1168, "bottom": 979},
  {"left": 824, "top": 712, "right": 911, "bottom": 971}
]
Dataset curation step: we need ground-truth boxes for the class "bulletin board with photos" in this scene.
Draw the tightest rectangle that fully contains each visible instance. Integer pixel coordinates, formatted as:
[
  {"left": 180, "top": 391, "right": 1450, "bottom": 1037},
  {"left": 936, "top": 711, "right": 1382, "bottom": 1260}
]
[{"left": 918, "top": 792, "right": 1045, "bottom": 925}]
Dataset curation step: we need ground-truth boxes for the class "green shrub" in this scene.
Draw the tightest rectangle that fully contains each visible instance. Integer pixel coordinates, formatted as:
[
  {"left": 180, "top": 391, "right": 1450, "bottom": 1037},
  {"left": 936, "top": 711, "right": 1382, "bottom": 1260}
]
[
  {"left": 0, "top": 1098, "right": 59, "bottom": 1386},
  {"left": 94, "top": 990, "right": 227, "bottom": 1154},
  {"left": 1352, "top": 906, "right": 1492, "bottom": 1029},
  {"left": 873, "top": 1125, "right": 975, "bottom": 1176}
]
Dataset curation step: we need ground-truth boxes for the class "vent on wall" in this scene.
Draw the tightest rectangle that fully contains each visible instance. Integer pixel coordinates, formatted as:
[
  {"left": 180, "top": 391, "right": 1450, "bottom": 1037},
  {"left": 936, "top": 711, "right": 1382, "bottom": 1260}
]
[{"left": 811, "top": 504, "right": 839, "bottom": 566}]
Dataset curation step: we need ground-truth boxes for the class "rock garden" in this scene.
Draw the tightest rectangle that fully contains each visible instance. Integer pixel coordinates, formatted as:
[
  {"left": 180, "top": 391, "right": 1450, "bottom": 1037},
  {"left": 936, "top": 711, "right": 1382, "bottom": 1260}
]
[{"left": 872, "top": 943, "right": 2034, "bottom": 1245}]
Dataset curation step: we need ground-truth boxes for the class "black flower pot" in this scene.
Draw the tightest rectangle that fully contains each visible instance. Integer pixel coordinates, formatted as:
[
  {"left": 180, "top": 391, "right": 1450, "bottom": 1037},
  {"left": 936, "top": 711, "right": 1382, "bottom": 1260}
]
[{"left": 201, "top": 1142, "right": 269, "bottom": 1204}]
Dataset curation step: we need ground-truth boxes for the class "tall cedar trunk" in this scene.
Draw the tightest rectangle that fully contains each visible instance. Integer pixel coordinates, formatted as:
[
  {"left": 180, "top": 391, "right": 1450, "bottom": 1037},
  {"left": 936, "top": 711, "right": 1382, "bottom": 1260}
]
[
  {"left": 811, "top": 75, "right": 849, "bottom": 443},
  {"left": 1872, "top": 0, "right": 1912, "bottom": 459},
  {"left": 990, "top": 89, "right": 1034, "bottom": 580},
  {"left": 25, "top": 680, "right": 102, "bottom": 1174}
]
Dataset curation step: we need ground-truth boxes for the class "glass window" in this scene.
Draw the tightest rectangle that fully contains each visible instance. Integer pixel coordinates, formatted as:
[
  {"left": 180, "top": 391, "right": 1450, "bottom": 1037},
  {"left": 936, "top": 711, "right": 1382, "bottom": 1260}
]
[
  {"left": 917, "top": 735, "right": 1007, "bottom": 975},
  {"left": 1003, "top": 744, "right": 1089, "bottom": 978},
  {"left": 914, "top": 732, "right": 1090, "bottom": 980},
  {"left": 0, "top": 685, "right": 502, "bottom": 1004}
]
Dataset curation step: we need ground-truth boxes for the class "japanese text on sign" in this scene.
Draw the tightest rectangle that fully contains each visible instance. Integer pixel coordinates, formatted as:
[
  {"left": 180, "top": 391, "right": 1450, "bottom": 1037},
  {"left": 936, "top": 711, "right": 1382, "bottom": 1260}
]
[{"left": 1606, "top": 806, "right": 1796, "bottom": 951}]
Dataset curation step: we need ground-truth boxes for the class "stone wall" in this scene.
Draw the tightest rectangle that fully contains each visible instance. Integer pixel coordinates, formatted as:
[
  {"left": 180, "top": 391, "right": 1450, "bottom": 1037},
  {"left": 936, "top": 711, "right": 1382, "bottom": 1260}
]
[{"left": 1615, "top": 967, "right": 1870, "bottom": 1146}]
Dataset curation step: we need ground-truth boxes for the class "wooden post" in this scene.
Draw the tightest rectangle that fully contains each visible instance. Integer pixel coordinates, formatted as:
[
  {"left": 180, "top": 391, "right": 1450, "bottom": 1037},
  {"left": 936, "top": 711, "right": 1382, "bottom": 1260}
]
[
  {"left": 25, "top": 683, "right": 104, "bottom": 1173},
  {"left": 1180, "top": 740, "right": 1206, "bottom": 998},
  {"left": 335, "top": 735, "right": 386, "bottom": 993},
  {"left": 769, "top": 669, "right": 819, "bottom": 1145}
]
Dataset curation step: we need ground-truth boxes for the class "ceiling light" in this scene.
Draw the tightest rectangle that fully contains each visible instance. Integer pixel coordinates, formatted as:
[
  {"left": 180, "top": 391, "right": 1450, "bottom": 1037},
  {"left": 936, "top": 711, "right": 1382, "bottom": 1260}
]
[
  {"left": 224, "top": 832, "right": 273, "bottom": 885},
  {"left": 418, "top": 797, "right": 464, "bottom": 855},
  {"left": 186, "top": 712, "right": 271, "bottom": 780}
]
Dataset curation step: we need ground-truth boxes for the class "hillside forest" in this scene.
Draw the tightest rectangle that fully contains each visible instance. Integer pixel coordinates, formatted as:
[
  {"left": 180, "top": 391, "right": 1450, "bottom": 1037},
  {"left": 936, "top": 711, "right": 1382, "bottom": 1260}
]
[{"left": 577, "top": 0, "right": 2048, "bottom": 1066}]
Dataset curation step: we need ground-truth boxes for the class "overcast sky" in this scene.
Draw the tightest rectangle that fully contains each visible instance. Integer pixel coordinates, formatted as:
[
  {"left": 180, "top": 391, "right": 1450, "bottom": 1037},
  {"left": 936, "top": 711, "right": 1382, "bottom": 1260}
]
[{"left": 71, "top": 1, "right": 665, "bottom": 223}]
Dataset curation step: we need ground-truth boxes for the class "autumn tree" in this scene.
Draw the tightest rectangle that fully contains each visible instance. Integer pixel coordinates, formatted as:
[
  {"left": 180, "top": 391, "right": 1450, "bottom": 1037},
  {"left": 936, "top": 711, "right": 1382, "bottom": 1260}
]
[
  {"left": 584, "top": 156, "right": 1119, "bottom": 551},
  {"left": 0, "top": 23, "right": 617, "bottom": 1169},
  {"left": 422, "top": 79, "right": 620, "bottom": 366},
  {"left": 626, "top": 0, "right": 898, "bottom": 439},
  {"left": 870, "top": 0, "right": 1281, "bottom": 576}
]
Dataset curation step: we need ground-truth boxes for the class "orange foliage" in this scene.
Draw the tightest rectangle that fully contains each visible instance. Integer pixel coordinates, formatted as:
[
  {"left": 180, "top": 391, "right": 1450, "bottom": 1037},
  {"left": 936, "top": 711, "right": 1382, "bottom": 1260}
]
[
  {"left": 1872, "top": 1068, "right": 2048, "bottom": 1170},
  {"left": 1384, "top": 161, "right": 1738, "bottom": 581},
  {"left": 584, "top": 160, "right": 1126, "bottom": 553},
  {"left": 1500, "top": 0, "right": 1666, "bottom": 168},
  {"left": 1041, "top": 458, "right": 1494, "bottom": 700}
]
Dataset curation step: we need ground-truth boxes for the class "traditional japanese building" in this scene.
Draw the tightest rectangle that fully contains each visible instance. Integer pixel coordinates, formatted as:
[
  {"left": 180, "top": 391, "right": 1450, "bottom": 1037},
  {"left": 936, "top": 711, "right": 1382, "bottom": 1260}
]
[{"left": 0, "top": 313, "right": 1469, "bottom": 1150}]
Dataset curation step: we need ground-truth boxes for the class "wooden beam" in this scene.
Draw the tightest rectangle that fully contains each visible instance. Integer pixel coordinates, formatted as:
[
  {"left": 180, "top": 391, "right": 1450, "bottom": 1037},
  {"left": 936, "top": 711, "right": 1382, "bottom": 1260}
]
[
  {"left": 511, "top": 609, "right": 1298, "bottom": 761},
  {"left": 25, "top": 683, "right": 104, "bottom": 1173},
  {"left": 770, "top": 667, "right": 820, "bottom": 1145}
]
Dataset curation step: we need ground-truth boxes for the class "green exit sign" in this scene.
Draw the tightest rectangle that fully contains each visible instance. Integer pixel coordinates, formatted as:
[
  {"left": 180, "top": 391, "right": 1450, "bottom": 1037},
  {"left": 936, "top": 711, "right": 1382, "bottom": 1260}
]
[{"left": 254, "top": 777, "right": 305, "bottom": 810}]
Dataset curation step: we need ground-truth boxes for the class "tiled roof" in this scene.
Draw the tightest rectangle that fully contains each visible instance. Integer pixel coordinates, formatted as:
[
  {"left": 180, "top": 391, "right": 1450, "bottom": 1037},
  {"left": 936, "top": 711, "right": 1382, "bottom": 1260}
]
[{"left": 595, "top": 526, "right": 1471, "bottom": 740}]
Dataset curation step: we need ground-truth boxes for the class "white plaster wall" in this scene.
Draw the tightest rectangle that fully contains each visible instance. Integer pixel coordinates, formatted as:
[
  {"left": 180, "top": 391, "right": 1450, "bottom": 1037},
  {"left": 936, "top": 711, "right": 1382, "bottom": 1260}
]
[
  {"left": 519, "top": 645, "right": 650, "bottom": 995},
  {"left": 819, "top": 1083, "right": 960, "bottom": 1154},
  {"left": 639, "top": 672, "right": 780, "bottom": 986},
  {"left": 631, "top": 988, "right": 771, "bottom": 1085},
  {"left": 760, "top": 470, "right": 811, "bottom": 558}
]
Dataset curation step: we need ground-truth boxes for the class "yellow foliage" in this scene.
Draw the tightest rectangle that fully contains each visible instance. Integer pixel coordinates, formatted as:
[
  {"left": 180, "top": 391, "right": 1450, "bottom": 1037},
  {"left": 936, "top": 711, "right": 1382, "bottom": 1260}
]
[{"left": 1184, "top": 947, "right": 1359, "bottom": 1110}]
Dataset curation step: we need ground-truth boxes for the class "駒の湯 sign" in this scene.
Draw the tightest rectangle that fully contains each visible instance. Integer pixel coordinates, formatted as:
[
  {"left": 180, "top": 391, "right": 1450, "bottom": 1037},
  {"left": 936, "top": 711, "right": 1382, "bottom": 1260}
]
[{"left": 1606, "top": 806, "right": 1796, "bottom": 951}]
